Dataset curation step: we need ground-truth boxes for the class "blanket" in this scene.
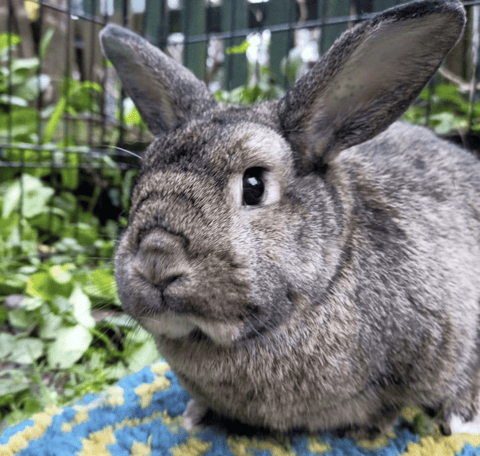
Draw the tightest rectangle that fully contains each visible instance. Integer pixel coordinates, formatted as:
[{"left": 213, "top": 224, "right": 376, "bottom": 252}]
[{"left": 1, "top": 361, "right": 480, "bottom": 456}]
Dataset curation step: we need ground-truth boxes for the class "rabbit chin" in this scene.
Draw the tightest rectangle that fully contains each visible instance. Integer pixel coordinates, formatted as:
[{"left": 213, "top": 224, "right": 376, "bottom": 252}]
[{"left": 139, "top": 311, "right": 241, "bottom": 346}]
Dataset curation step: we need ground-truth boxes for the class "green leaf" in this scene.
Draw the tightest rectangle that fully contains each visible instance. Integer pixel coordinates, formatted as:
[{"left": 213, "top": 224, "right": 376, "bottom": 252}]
[
  {"left": 27, "top": 271, "right": 72, "bottom": 301},
  {"left": 2, "top": 180, "right": 20, "bottom": 219},
  {"left": 226, "top": 41, "right": 250, "bottom": 55},
  {"left": 11, "top": 57, "right": 39, "bottom": 72},
  {"left": 69, "top": 286, "right": 95, "bottom": 329},
  {"left": 61, "top": 223, "right": 98, "bottom": 246},
  {"left": 0, "top": 333, "right": 16, "bottom": 359},
  {"left": 434, "top": 84, "right": 465, "bottom": 104},
  {"left": 2, "top": 175, "right": 55, "bottom": 219},
  {"left": 0, "top": 95, "right": 28, "bottom": 107},
  {"left": 121, "top": 169, "right": 137, "bottom": 210},
  {"left": 60, "top": 152, "right": 79, "bottom": 190},
  {"left": 28, "top": 212, "right": 65, "bottom": 237},
  {"left": 0, "top": 275, "right": 25, "bottom": 295},
  {"left": 124, "top": 105, "right": 142, "bottom": 125},
  {"left": 0, "top": 33, "right": 21, "bottom": 53},
  {"left": 84, "top": 269, "right": 117, "bottom": 301},
  {"left": 0, "top": 108, "right": 38, "bottom": 139},
  {"left": 8, "top": 307, "right": 38, "bottom": 331},
  {"left": 22, "top": 296, "right": 44, "bottom": 311},
  {"left": 126, "top": 336, "right": 159, "bottom": 372},
  {"left": 0, "top": 377, "right": 29, "bottom": 397},
  {"left": 430, "top": 112, "right": 468, "bottom": 135},
  {"left": 43, "top": 96, "right": 66, "bottom": 143},
  {"left": 8, "top": 337, "right": 44, "bottom": 364},
  {"left": 49, "top": 265, "right": 73, "bottom": 285},
  {"left": 38, "top": 310, "right": 63, "bottom": 340},
  {"left": 14, "top": 74, "right": 51, "bottom": 101},
  {"left": 39, "top": 28, "right": 55, "bottom": 60},
  {"left": 0, "top": 305, "right": 7, "bottom": 325},
  {"left": 47, "top": 324, "right": 93, "bottom": 369}
]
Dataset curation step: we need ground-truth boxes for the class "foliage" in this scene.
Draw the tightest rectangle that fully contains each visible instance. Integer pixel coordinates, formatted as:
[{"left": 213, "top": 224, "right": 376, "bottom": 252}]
[
  {"left": 214, "top": 41, "right": 285, "bottom": 105},
  {"left": 0, "top": 33, "right": 157, "bottom": 431},
  {"left": 403, "top": 82, "right": 480, "bottom": 135}
]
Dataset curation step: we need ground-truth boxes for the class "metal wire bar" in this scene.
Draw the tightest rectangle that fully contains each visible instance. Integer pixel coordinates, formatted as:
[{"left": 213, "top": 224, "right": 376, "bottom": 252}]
[
  {"left": 88, "top": 0, "right": 98, "bottom": 147},
  {"left": 0, "top": 143, "right": 141, "bottom": 160},
  {"left": 37, "top": 1, "right": 44, "bottom": 143},
  {"left": 7, "top": 0, "right": 13, "bottom": 146},
  {"left": 0, "top": 161, "right": 133, "bottom": 171},
  {"left": 468, "top": 4, "right": 480, "bottom": 131},
  {"left": 34, "top": 0, "right": 480, "bottom": 29}
]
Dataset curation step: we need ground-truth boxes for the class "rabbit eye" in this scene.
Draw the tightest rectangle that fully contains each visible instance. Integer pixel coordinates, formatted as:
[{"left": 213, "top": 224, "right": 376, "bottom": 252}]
[{"left": 243, "top": 167, "right": 265, "bottom": 206}]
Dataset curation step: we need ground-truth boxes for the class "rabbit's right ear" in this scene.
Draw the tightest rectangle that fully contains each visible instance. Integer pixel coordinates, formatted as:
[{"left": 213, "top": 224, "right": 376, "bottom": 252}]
[
  {"left": 279, "top": 0, "right": 466, "bottom": 171},
  {"left": 100, "top": 24, "right": 217, "bottom": 135}
]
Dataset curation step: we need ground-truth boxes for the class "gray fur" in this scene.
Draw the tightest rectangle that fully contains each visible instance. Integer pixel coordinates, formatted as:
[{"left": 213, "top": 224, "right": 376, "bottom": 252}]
[{"left": 103, "top": 0, "right": 480, "bottom": 439}]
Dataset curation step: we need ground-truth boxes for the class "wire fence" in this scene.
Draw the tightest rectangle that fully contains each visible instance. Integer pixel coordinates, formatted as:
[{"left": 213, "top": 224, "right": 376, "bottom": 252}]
[{"left": 1, "top": 0, "right": 480, "bottom": 262}]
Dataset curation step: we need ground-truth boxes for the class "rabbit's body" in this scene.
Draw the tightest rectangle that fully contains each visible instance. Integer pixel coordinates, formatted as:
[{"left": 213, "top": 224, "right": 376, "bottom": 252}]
[
  {"left": 151, "top": 120, "right": 480, "bottom": 436},
  {"left": 102, "top": 0, "right": 480, "bottom": 438}
]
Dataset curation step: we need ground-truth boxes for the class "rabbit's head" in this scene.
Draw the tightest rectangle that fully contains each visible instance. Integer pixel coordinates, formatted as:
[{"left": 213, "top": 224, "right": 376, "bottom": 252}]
[{"left": 102, "top": 0, "right": 465, "bottom": 346}]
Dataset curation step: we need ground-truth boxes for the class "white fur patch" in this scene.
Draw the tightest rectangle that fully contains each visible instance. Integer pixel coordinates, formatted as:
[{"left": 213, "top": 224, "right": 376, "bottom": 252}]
[
  {"left": 190, "top": 317, "right": 240, "bottom": 346},
  {"left": 448, "top": 413, "right": 480, "bottom": 434},
  {"left": 140, "top": 312, "right": 240, "bottom": 346},
  {"left": 140, "top": 312, "right": 195, "bottom": 338},
  {"left": 182, "top": 399, "right": 209, "bottom": 431}
]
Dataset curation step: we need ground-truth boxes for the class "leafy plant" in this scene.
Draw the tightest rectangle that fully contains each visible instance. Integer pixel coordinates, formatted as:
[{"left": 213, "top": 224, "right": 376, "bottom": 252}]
[
  {"left": 214, "top": 40, "right": 285, "bottom": 105},
  {"left": 0, "top": 32, "right": 154, "bottom": 431},
  {"left": 403, "top": 83, "right": 480, "bottom": 135}
]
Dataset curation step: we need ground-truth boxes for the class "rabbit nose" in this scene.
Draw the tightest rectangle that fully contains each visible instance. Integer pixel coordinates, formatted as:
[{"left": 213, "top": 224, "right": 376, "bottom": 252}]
[{"left": 134, "top": 230, "right": 189, "bottom": 290}]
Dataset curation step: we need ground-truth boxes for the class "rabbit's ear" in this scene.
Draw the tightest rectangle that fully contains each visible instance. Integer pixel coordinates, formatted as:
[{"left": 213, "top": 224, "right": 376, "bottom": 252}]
[
  {"left": 100, "top": 24, "right": 216, "bottom": 135},
  {"left": 279, "top": 0, "right": 465, "bottom": 170}
]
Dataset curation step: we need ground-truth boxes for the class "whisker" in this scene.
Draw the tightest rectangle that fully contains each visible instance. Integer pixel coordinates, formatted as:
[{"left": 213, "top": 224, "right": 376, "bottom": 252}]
[{"left": 107, "top": 145, "right": 143, "bottom": 161}]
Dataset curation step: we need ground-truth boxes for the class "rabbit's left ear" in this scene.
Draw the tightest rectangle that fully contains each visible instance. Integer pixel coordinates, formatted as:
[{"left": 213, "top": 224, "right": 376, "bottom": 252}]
[
  {"left": 100, "top": 24, "right": 217, "bottom": 136},
  {"left": 279, "top": 0, "right": 466, "bottom": 171}
]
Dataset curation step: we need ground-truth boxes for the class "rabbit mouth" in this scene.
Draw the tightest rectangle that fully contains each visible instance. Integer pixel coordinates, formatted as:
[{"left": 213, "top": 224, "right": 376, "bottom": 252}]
[{"left": 139, "top": 311, "right": 241, "bottom": 346}]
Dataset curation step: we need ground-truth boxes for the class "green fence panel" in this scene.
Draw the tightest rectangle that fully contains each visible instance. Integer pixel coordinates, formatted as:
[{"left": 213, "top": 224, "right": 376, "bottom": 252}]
[
  {"left": 182, "top": 0, "right": 207, "bottom": 81},
  {"left": 144, "top": 0, "right": 166, "bottom": 47},
  {"left": 317, "top": 0, "right": 351, "bottom": 54},
  {"left": 265, "top": 0, "right": 295, "bottom": 87},
  {"left": 222, "top": 0, "right": 248, "bottom": 89},
  {"left": 374, "top": 0, "right": 401, "bottom": 10}
]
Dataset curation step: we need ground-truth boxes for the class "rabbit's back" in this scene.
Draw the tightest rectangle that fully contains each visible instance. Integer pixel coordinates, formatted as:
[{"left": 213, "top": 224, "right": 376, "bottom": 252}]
[
  {"left": 101, "top": 0, "right": 480, "bottom": 438},
  {"left": 336, "top": 121, "right": 480, "bottom": 413}
]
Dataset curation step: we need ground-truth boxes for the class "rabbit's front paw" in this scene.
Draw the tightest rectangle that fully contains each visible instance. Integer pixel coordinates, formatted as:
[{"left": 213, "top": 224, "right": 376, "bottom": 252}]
[
  {"left": 182, "top": 399, "right": 209, "bottom": 431},
  {"left": 447, "top": 413, "right": 480, "bottom": 434},
  {"left": 335, "top": 425, "right": 384, "bottom": 441}
]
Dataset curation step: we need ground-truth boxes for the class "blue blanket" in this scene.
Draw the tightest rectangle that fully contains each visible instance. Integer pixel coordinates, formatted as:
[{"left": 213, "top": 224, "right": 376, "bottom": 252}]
[{"left": 2, "top": 361, "right": 480, "bottom": 456}]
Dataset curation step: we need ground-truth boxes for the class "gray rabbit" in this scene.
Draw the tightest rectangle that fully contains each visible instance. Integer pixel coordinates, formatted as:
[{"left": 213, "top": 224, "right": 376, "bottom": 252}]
[{"left": 101, "top": 0, "right": 480, "bottom": 440}]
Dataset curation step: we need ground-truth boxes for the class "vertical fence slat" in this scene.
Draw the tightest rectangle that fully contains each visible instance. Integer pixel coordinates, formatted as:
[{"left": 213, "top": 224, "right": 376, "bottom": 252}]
[
  {"left": 317, "top": 0, "right": 350, "bottom": 54},
  {"left": 222, "top": 0, "right": 247, "bottom": 89},
  {"left": 182, "top": 0, "right": 207, "bottom": 81},
  {"left": 144, "top": 0, "right": 166, "bottom": 47},
  {"left": 373, "top": 0, "right": 399, "bottom": 11},
  {"left": 265, "top": 0, "right": 294, "bottom": 85}
]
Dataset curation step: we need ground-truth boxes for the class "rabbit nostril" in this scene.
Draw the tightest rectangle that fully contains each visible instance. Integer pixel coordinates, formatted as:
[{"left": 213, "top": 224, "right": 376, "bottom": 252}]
[
  {"left": 135, "top": 260, "right": 188, "bottom": 291},
  {"left": 134, "top": 229, "right": 190, "bottom": 290},
  {"left": 157, "top": 273, "right": 184, "bottom": 290}
]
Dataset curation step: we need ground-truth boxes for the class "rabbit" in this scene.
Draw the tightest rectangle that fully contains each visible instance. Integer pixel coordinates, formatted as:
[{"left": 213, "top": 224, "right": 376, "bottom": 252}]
[{"left": 100, "top": 0, "right": 480, "bottom": 440}]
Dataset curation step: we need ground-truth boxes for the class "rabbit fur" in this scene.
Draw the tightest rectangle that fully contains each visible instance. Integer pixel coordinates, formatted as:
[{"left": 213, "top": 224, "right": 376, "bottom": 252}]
[{"left": 101, "top": 0, "right": 480, "bottom": 439}]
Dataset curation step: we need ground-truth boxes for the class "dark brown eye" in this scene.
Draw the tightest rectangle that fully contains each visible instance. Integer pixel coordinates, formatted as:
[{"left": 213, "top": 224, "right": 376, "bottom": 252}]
[{"left": 243, "top": 167, "right": 265, "bottom": 206}]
